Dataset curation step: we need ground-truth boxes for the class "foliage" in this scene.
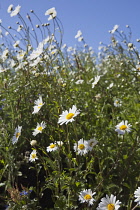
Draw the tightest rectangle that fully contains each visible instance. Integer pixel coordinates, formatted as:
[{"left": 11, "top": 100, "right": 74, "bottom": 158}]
[{"left": 0, "top": 5, "right": 140, "bottom": 210}]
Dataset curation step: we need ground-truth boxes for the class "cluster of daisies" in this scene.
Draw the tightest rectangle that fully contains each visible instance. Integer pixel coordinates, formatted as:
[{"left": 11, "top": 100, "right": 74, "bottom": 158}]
[
  {"left": 10, "top": 96, "right": 138, "bottom": 208},
  {"left": 78, "top": 188, "right": 140, "bottom": 208}
]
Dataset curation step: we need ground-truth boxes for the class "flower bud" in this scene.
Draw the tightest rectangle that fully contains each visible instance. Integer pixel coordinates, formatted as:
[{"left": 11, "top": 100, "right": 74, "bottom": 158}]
[{"left": 30, "top": 140, "right": 37, "bottom": 146}]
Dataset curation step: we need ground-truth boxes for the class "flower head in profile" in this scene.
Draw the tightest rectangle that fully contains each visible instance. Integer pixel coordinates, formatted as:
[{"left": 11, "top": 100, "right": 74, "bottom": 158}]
[
  {"left": 115, "top": 120, "right": 132, "bottom": 135},
  {"left": 46, "top": 143, "right": 58, "bottom": 152},
  {"left": 92, "top": 75, "right": 100, "bottom": 88},
  {"left": 12, "top": 125, "right": 22, "bottom": 144},
  {"left": 134, "top": 187, "right": 140, "bottom": 205},
  {"left": 32, "top": 121, "right": 46, "bottom": 136},
  {"left": 74, "top": 138, "right": 89, "bottom": 155},
  {"left": 87, "top": 138, "right": 98, "bottom": 151},
  {"left": 75, "top": 30, "right": 82, "bottom": 39},
  {"left": 32, "top": 95, "right": 45, "bottom": 114},
  {"left": 79, "top": 189, "right": 96, "bottom": 206},
  {"left": 75, "top": 30, "right": 83, "bottom": 41},
  {"left": 109, "top": 25, "right": 119, "bottom": 34},
  {"left": 29, "top": 150, "right": 38, "bottom": 162},
  {"left": 58, "top": 105, "right": 80, "bottom": 125},
  {"left": 114, "top": 99, "right": 122, "bottom": 107},
  {"left": 97, "top": 194, "right": 121, "bottom": 210},
  {"left": 7, "top": 4, "right": 13, "bottom": 13},
  {"left": 45, "top": 7, "right": 57, "bottom": 20},
  {"left": 10, "top": 5, "right": 21, "bottom": 17}
]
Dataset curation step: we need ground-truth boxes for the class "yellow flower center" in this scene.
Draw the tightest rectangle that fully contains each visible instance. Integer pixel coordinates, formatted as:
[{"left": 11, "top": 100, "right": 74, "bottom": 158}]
[
  {"left": 119, "top": 125, "right": 127, "bottom": 130},
  {"left": 37, "top": 126, "right": 43, "bottom": 131},
  {"left": 39, "top": 103, "right": 42, "bottom": 106},
  {"left": 84, "top": 194, "right": 92, "bottom": 200},
  {"left": 107, "top": 203, "right": 115, "bottom": 210},
  {"left": 50, "top": 144, "right": 55, "bottom": 148},
  {"left": 66, "top": 113, "right": 74, "bottom": 120},
  {"left": 16, "top": 132, "right": 20, "bottom": 138},
  {"left": 78, "top": 144, "right": 85, "bottom": 150},
  {"left": 19, "top": 54, "right": 24, "bottom": 57},
  {"left": 31, "top": 154, "right": 36, "bottom": 159}
]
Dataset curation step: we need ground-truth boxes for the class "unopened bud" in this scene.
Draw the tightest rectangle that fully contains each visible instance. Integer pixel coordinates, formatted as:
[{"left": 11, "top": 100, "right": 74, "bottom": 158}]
[{"left": 30, "top": 140, "right": 37, "bottom": 146}]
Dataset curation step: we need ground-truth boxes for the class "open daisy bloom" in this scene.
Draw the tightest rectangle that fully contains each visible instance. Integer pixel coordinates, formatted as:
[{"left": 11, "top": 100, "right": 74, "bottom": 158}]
[
  {"left": 79, "top": 189, "right": 96, "bottom": 206},
  {"left": 97, "top": 194, "right": 121, "bottom": 210},
  {"left": 32, "top": 95, "right": 45, "bottom": 114},
  {"left": 29, "top": 150, "right": 38, "bottom": 162},
  {"left": 114, "top": 99, "right": 122, "bottom": 107},
  {"left": 12, "top": 125, "right": 22, "bottom": 144},
  {"left": 73, "top": 138, "right": 89, "bottom": 155},
  {"left": 32, "top": 121, "right": 46, "bottom": 136},
  {"left": 134, "top": 187, "right": 140, "bottom": 205},
  {"left": 115, "top": 120, "right": 132, "bottom": 135},
  {"left": 58, "top": 105, "right": 80, "bottom": 125},
  {"left": 46, "top": 143, "right": 58, "bottom": 152}
]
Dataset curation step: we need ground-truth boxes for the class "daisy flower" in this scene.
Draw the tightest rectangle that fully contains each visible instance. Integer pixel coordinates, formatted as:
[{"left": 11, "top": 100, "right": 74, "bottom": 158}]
[
  {"left": 10, "top": 5, "right": 21, "bottom": 17},
  {"left": 79, "top": 189, "right": 96, "bottom": 206},
  {"left": 32, "top": 121, "right": 46, "bottom": 136},
  {"left": 75, "top": 30, "right": 82, "bottom": 39},
  {"left": 87, "top": 138, "right": 98, "bottom": 151},
  {"left": 46, "top": 143, "right": 58, "bottom": 152},
  {"left": 115, "top": 120, "right": 132, "bottom": 135},
  {"left": 97, "top": 194, "right": 121, "bottom": 210},
  {"left": 7, "top": 4, "right": 13, "bottom": 13},
  {"left": 12, "top": 125, "right": 22, "bottom": 144},
  {"left": 134, "top": 187, "right": 140, "bottom": 205},
  {"left": 32, "top": 95, "right": 45, "bottom": 114},
  {"left": 28, "top": 43, "right": 43, "bottom": 60},
  {"left": 45, "top": 7, "right": 57, "bottom": 20},
  {"left": 75, "top": 79, "right": 84, "bottom": 84},
  {"left": 73, "top": 138, "right": 89, "bottom": 155},
  {"left": 58, "top": 105, "right": 80, "bottom": 125},
  {"left": 92, "top": 76, "right": 100, "bottom": 88},
  {"left": 114, "top": 99, "right": 122, "bottom": 107},
  {"left": 109, "top": 25, "right": 119, "bottom": 34},
  {"left": 29, "top": 150, "right": 38, "bottom": 162}
]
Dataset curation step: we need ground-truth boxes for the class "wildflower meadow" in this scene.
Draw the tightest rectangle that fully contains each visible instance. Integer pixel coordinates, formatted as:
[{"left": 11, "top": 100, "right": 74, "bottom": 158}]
[{"left": 0, "top": 4, "right": 140, "bottom": 210}]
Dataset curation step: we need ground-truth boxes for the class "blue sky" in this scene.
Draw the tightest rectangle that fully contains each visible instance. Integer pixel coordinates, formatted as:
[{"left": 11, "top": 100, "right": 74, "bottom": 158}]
[{"left": 1, "top": 0, "right": 140, "bottom": 51}]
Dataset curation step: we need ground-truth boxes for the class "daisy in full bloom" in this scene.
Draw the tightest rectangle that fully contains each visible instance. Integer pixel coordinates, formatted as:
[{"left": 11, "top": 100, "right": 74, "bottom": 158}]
[
  {"left": 79, "top": 189, "right": 96, "bottom": 206},
  {"left": 97, "top": 194, "right": 121, "bottom": 210},
  {"left": 12, "top": 125, "right": 22, "bottom": 144},
  {"left": 92, "top": 75, "right": 100, "bottom": 88},
  {"left": 87, "top": 138, "right": 98, "bottom": 151},
  {"left": 10, "top": 5, "right": 21, "bottom": 17},
  {"left": 115, "top": 120, "right": 132, "bottom": 135},
  {"left": 134, "top": 187, "right": 140, "bottom": 205},
  {"left": 32, "top": 121, "right": 46, "bottom": 136},
  {"left": 58, "top": 105, "right": 80, "bottom": 125},
  {"left": 32, "top": 95, "right": 45, "bottom": 114},
  {"left": 45, "top": 7, "right": 57, "bottom": 20},
  {"left": 29, "top": 150, "right": 38, "bottom": 162},
  {"left": 46, "top": 143, "right": 58, "bottom": 152},
  {"left": 73, "top": 138, "right": 89, "bottom": 155},
  {"left": 114, "top": 99, "right": 122, "bottom": 107}
]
